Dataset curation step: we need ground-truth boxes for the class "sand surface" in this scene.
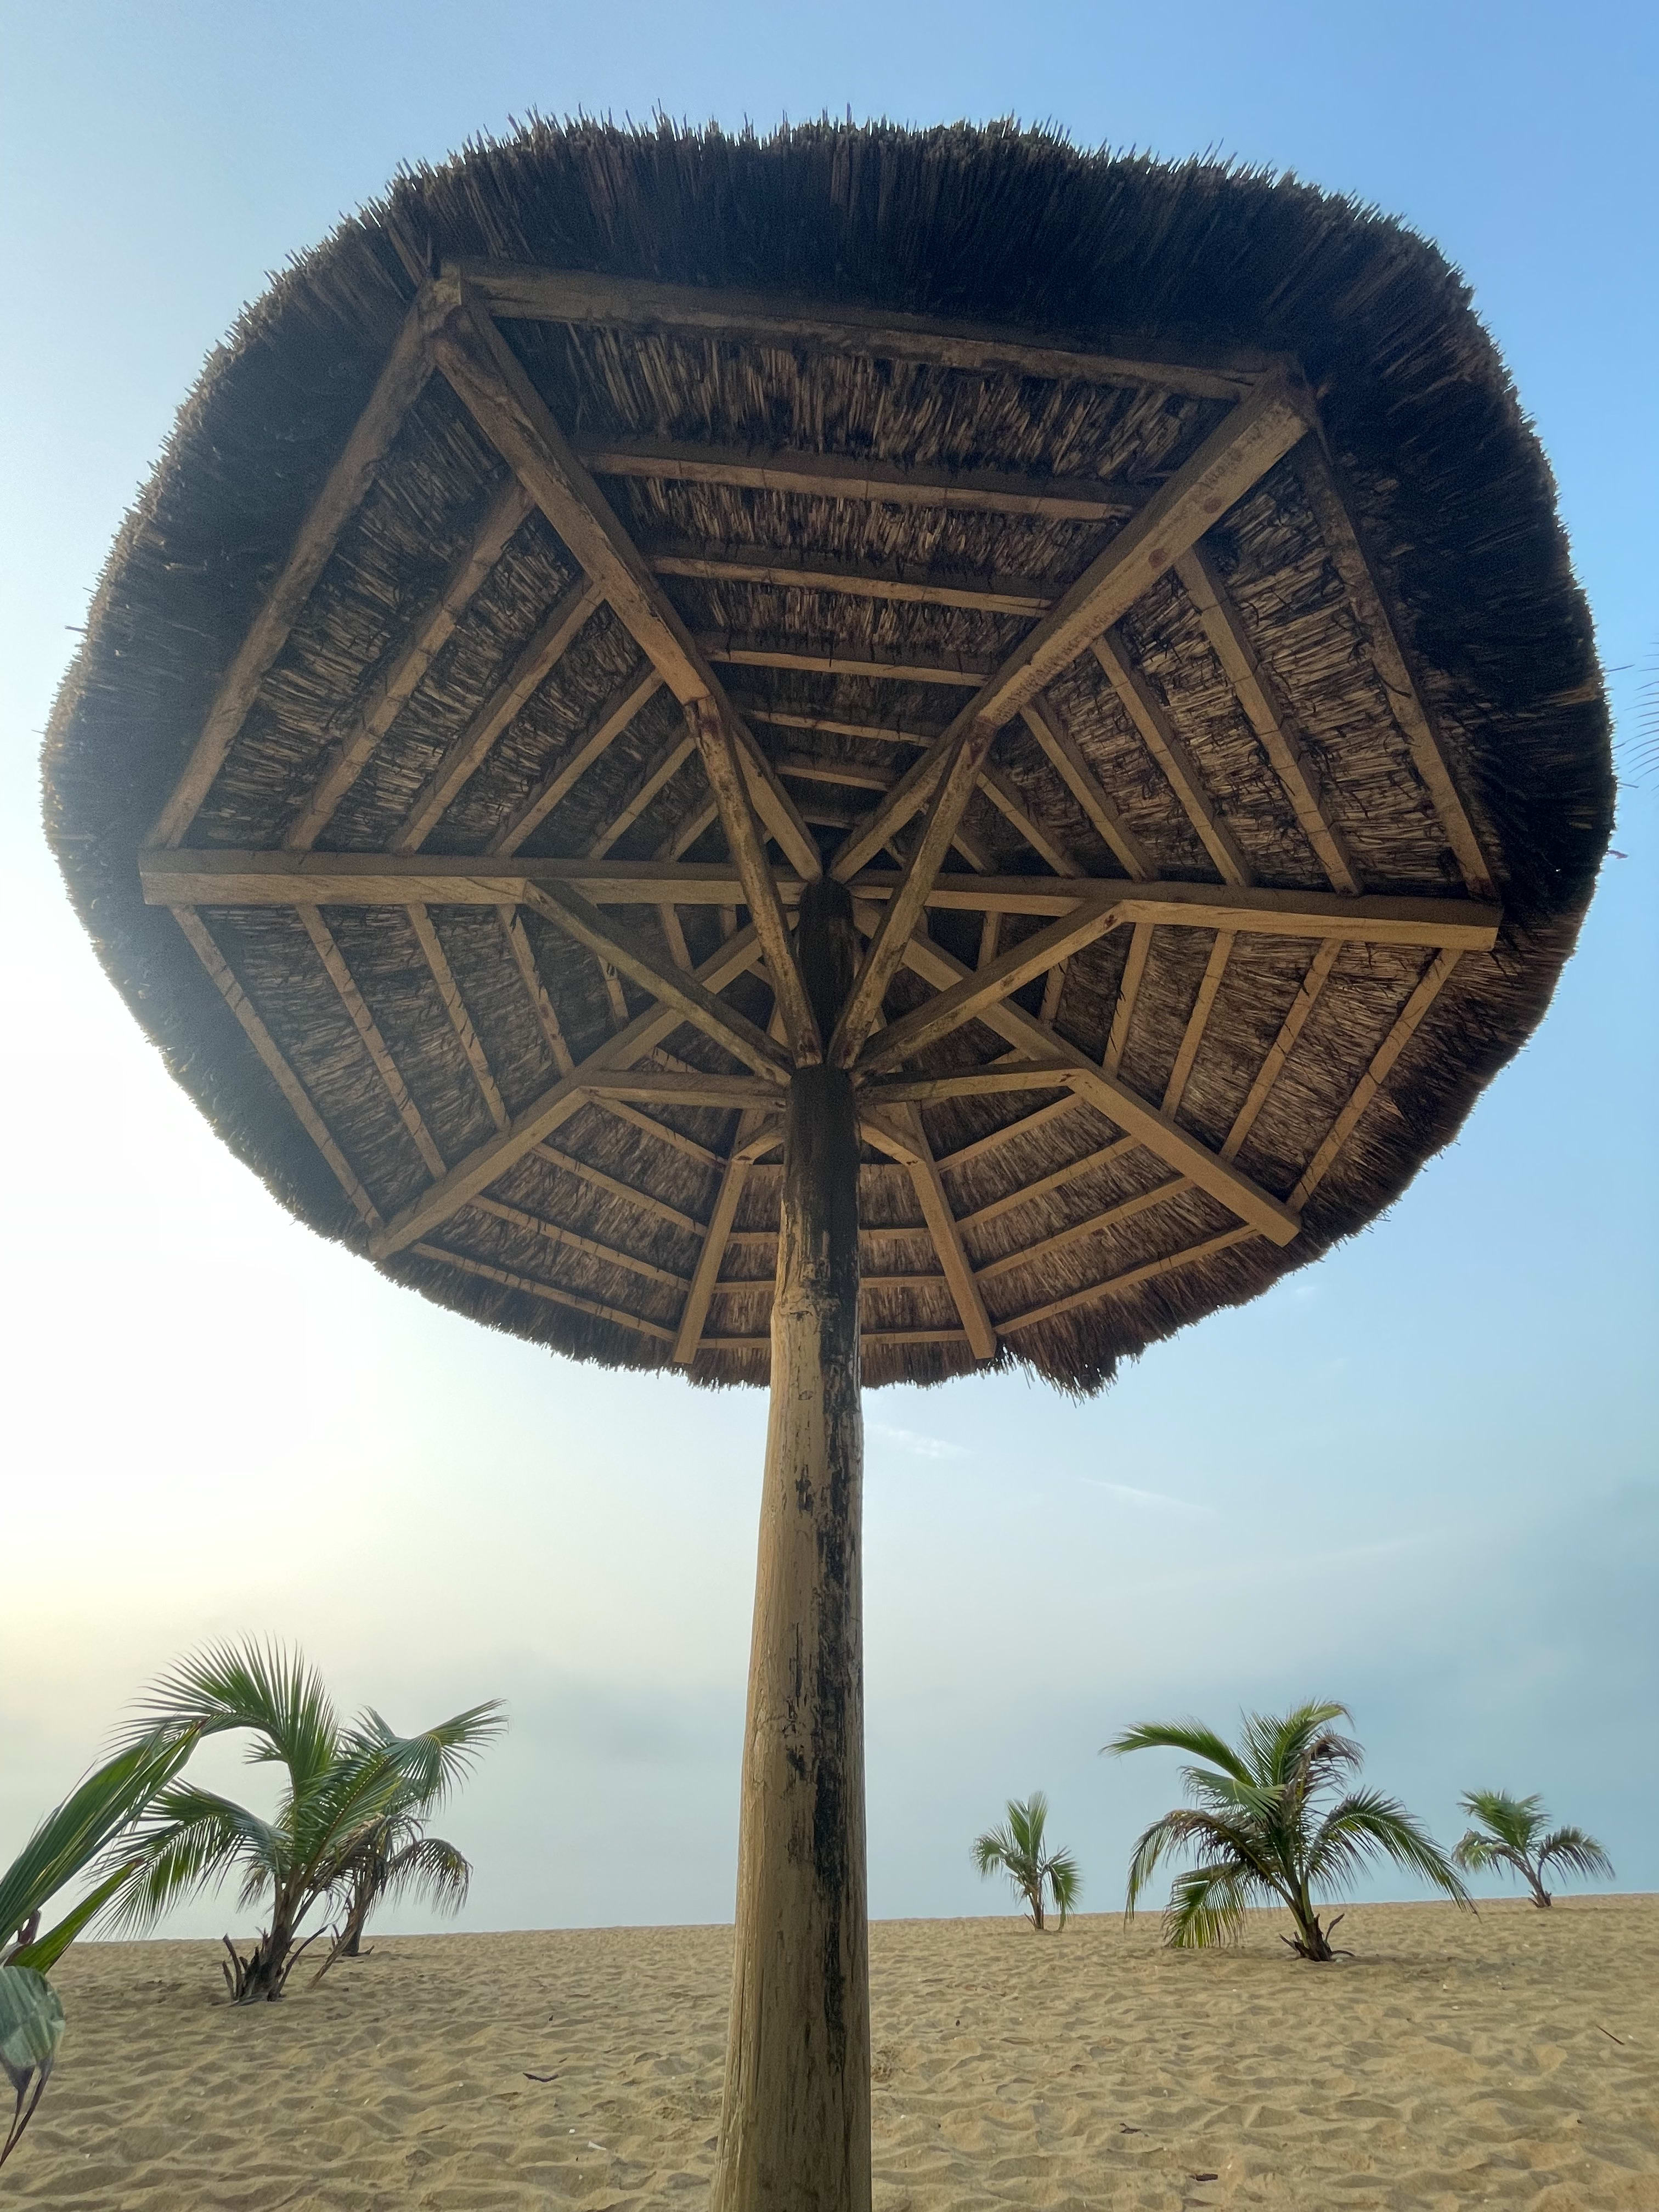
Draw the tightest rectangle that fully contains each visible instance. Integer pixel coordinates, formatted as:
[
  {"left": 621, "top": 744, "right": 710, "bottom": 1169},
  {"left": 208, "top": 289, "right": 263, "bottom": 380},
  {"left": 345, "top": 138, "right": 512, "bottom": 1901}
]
[{"left": 16, "top": 1898, "right": 1656, "bottom": 2209}]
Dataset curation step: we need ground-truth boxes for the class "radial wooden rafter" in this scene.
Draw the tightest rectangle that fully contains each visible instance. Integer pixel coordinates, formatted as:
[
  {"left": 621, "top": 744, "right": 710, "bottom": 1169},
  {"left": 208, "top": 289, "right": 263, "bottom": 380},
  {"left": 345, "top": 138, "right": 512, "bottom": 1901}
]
[{"left": 144, "top": 264, "right": 1503, "bottom": 1374}]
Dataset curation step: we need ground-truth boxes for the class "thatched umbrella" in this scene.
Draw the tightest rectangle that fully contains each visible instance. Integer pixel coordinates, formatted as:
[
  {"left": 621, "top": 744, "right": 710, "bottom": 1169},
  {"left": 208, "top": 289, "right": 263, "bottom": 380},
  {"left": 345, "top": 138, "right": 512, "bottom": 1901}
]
[{"left": 46, "top": 121, "right": 1608, "bottom": 2209}]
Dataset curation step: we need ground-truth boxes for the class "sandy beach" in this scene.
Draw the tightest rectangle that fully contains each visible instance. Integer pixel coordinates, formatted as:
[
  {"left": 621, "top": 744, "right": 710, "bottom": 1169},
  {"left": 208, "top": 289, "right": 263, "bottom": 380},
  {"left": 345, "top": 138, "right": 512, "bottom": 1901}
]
[{"left": 16, "top": 1898, "right": 1656, "bottom": 2210}]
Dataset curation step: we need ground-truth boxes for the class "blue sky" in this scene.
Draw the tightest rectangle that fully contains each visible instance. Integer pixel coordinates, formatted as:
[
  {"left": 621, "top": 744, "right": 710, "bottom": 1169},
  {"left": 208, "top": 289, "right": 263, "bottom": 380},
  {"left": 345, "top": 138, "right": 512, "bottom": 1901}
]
[{"left": 1, "top": 0, "right": 1654, "bottom": 1932}]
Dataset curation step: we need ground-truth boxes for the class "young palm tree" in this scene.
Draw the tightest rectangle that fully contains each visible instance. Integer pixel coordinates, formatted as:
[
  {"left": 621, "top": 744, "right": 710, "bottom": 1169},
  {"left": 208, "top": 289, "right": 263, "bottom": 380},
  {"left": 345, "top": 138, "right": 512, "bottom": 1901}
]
[
  {"left": 972, "top": 1793, "right": 1081, "bottom": 1931},
  {"left": 1107, "top": 1701, "right": 1470, "bottom": 1961},
  {"left": 101, "top": 1642, "right": 503, "bottom": 2001},
  {"left": 313, "top": 1760, "right": 475, "bottom": 1979},
  {"left": 1453, "top": 1791, "right": 1613, "bottom": 1908},
  {"left": 0, "top": 1729, "right": 195, "bottom": 2166}
]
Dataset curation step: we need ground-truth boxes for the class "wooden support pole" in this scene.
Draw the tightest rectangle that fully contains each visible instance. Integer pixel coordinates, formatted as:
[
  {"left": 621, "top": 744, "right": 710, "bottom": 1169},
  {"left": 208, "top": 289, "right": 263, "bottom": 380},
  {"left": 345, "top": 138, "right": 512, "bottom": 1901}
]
[{"left": 714, "top": 876, "right": 870, "bottom": 2212}]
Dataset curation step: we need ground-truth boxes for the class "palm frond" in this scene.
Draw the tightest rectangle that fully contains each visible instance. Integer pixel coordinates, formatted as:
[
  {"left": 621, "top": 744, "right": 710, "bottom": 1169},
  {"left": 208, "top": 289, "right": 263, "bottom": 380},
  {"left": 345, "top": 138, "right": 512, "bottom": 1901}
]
[
  {"left": 1457, "top": 1790, "right": 1545, "bottom": 1852},
  {"left": 1163, "top": 1861, "right": 1256, "bottom": 1949},
  {"left": 1043, "top": 1849, "right": 1081, "bottom": 1926},
  {"left": 1123, "top": 1808, "right": 1251, "bottom": 1915},
  {"left": 342, "top": 1701, "right": 506, "bottom": 1812},
  {"left": 123, "top": 1642, "right": 338, "bottom": 1787},
  {"left": 1451, "top": 1829, "right": 1515, "bottom": 1874},
  {"left": 1253, "top": 1703, "right": 1359, "bottom": 1789},
  {"left": 97, "top": 1786, "right": 281, "bottom": 1937},
  {"left": 1105, "top": 1719, "right": 1253, "bottom": 1785},
  {"left": 1536, "top": 1827, "right": 1615, "bottom": 1885},
  {"left": 381, "top": 1834, "right": 472, "bottom": 1915},
  {"left": 972, "top": 1822, "right": 1018, "bottom": 1879},
  {"left": 1306, "top": 1789, "right": 1470, "bottom": 1905},
  {"left": 0, "top": 1731, "right": 195, "bottom": 1945}
]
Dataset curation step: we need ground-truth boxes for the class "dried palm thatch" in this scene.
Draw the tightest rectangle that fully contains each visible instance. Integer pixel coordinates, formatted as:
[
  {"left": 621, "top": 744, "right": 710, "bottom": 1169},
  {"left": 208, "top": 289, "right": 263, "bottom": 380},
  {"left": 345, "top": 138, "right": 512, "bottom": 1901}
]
[{"left": 44, "top": 120, "right": 1609, "bottom": 1399}]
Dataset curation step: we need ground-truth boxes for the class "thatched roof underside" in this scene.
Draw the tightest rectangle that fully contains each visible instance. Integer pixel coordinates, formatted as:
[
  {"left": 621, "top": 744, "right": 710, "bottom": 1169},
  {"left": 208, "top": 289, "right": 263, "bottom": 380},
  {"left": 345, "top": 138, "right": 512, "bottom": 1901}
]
[{"left": 45, "top": 121, "right": 1610, "bottom": 1395}]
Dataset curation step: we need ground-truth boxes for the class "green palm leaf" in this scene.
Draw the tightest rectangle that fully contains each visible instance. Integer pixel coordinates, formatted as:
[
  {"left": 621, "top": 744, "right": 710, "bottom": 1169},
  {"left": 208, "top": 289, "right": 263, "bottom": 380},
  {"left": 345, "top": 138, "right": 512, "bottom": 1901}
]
[
  {"left": 0, "top": 1731, "right": 194, "bottom": 1949},
  {"left": 125, "top": 1643, "right": 340, "bottom": 1786},
  {"left": 0, "top": 1967, "right": 65, "bottom": 2168},
  {"left": 109, "top": 1640, "right": 503, "bottom": 2000},
  {"left": 1536, "top": 1827, "right": 1615, "bottom": 1884},
  {"left": 1110, "top": 1701, "right": 1464, "bottom": 1959},
  {"left": 1453, "top": 1790, "right": 1612, "bottom": 1903}
]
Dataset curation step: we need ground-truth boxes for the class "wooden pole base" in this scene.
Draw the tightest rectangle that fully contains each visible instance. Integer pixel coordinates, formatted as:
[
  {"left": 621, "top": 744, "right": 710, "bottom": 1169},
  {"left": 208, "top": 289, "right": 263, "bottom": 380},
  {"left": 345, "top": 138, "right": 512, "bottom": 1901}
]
[{"left": 712, "top": 885, "right": 870, "bottom": 2212}]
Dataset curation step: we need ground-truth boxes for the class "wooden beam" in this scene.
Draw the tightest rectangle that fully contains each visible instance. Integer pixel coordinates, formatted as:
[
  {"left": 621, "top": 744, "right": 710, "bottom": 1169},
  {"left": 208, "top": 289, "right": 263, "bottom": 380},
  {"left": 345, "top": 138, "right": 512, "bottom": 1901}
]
[
  {"left": 650, "top": 541, "right": 1054, "bottom": 615},
  {"left": 689, "top": 698, "right": 822, "bottom": 1062},
  {"left": 461, "top": 260, "right": 1273, "bottom": 399},
  {"left": 431, "top": 297, "right": 820, "bottom": 881},
  {"left": 826, "top": 378, "right": 1312, "bottom": 883},
  {"left": 582, "top": 1070, "right": 781, "bottom": 1109},
  {"left": 1038, "top": 961, "right": 1068, "bottom": 1026},
  {"left": 170, "top": 908, "right": 381, "bottom": 1229},
  {"left": 743, "top": 706, "right": 949, "bottom": 748},
  {"left": 1175, "top": 544, "right": 1361, "bottom": 894},
  {"left": 589, "top": 1093, "right": 723, "bottom": 1168},
  {"left": 285, "top": 478, "right": 533, "bottom": 850},
  {"left": 537, "top": 1141, "right": 704, "bottom": 1235},
  {"left": 861, "top": 1063, "right": 1080, "bottom": 1103},
  {"left": 861, "top": 1108, "right": 997, "bottom": 1360},
  {"left": 1220, "top": 940, "right": 1340, "bottom": 1163},
  {"left": 998, "top": 1225, "right": 1258, "bottom": 1334},
  {"left": 710, "top": 1274, "right": 963, "bottom": 1300},
  {"left": 857, "top": 900, "right": 1126, "bottom": 1074},
  {"left": 467, "top": 1194, "right": 690, "bottom": 1290},
  {"left": 151, "top": 296, "right": 437, "bottom": 847},
  {"left": 673, "top": 1109, "right": 772, "bottom": 1364},
  {"left": 935, "top": 1093, "right": 1081, "bottom": 1172},
  {"left": 703, "top": 1331, "right": 972, "bottom": 1351},
  {"left": 954, "top": 376, "right": 1316, "bottom": 728},
  {"left": 597, "top": 958, "right": 631, "bottom": 1031},
  {"left": 587, "top": 730, "right": 696, "bottom": 859},
  {"left": 1162, "top": 930, "right": 1235, "bottom": 1116},
  {"left": 371, "top": 924, "right": 763, "bottom": 1257},
  {"left": 1289, "top": 951, "right": 1462, "bottom": 1206},
  {"left": 580, "top": 437, "right": 1159, "bottom": 520},
  {"left": 1019, "top": 697, "right": 1153, "bottom": 880},
  {"left": 1293, "top": 442, "right": 1496, "bottom": 899},
  {"left": 487, "top": 665, "right": 661, "bottom": 859},
  {"left": 297, "top": 905, "right": 445, "bottom": 1177},
  {"left": 829, "top": 720, "right": 1000, "bottom": 1064},
  {"left": 1104, "top": 921, "right": 1152, "bottom": 1075},
  {"left": 1091, "top": 634, "right": 1252, "bottom": 885},
  {"left": 138, "top": 848, "right": 1500, "bottom": 947},
  {"left": 902, "top": 930, "right": 1300, "bottom": 1245},
  {"left": 390, "top": 575, "right": 607, "bottom": 850},
  {"left": 958, "top": 1135, "right": 1139, "bottom": 1232},
  {"left": 521, "top": 883, "right": 789, "bottom": 1082},
  {"left": 407, "top": 903, "right": 507, "bottom": 1130},
  {"left": 977, "top": 1175, "right": 1189, "bottom": 1283},
  {"left": 701, "top": 635, "right": 996, "bottom": 689},
  {"left": 764, "top": 716, "right": 1076, "bottom": 877},
  {"left": 499, "top": 905, "right": 575, "bottom": 1073},
  {"left": 413, "top": 1239, "right": 674, "bottom": 1341},
  {"left": 778, "top": 756, "right": 894, "bottom": 793},
  {"left": 977, "top": 765, "right": 1085, "bottom": 877},
  {"left": 658, "top": 797, "right": 720, "bottom": 861}
]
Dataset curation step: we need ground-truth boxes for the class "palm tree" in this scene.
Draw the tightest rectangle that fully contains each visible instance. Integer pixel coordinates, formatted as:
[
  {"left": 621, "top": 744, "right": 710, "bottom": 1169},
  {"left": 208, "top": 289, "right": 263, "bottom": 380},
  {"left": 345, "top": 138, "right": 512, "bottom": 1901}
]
[
  {"left": 1106, "top": 1701, "right": 1470, "bottom": 1961},
  {"left": 1453, "top": 1791, "right": 1613, "bottom": 1908},
  {"left": 972, "top": 1793, "right": 1080, "bottom": 1931},
  {"left": 101, "top": 1642, "right": 503, "bottom": 2001},
  {"left": 313, "top": 1770, "right": 475, "bottom": 1978},
  {"left": 0, "top": 1728, "right": 194, "bottom": 2166}
]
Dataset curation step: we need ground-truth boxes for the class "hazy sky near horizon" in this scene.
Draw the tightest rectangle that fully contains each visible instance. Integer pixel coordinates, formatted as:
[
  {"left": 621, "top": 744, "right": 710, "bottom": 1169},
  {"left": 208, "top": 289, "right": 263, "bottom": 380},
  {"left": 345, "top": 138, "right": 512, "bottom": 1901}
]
[{"left": 2, "top": 0, "right": 1654, "bottom": 1936}]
